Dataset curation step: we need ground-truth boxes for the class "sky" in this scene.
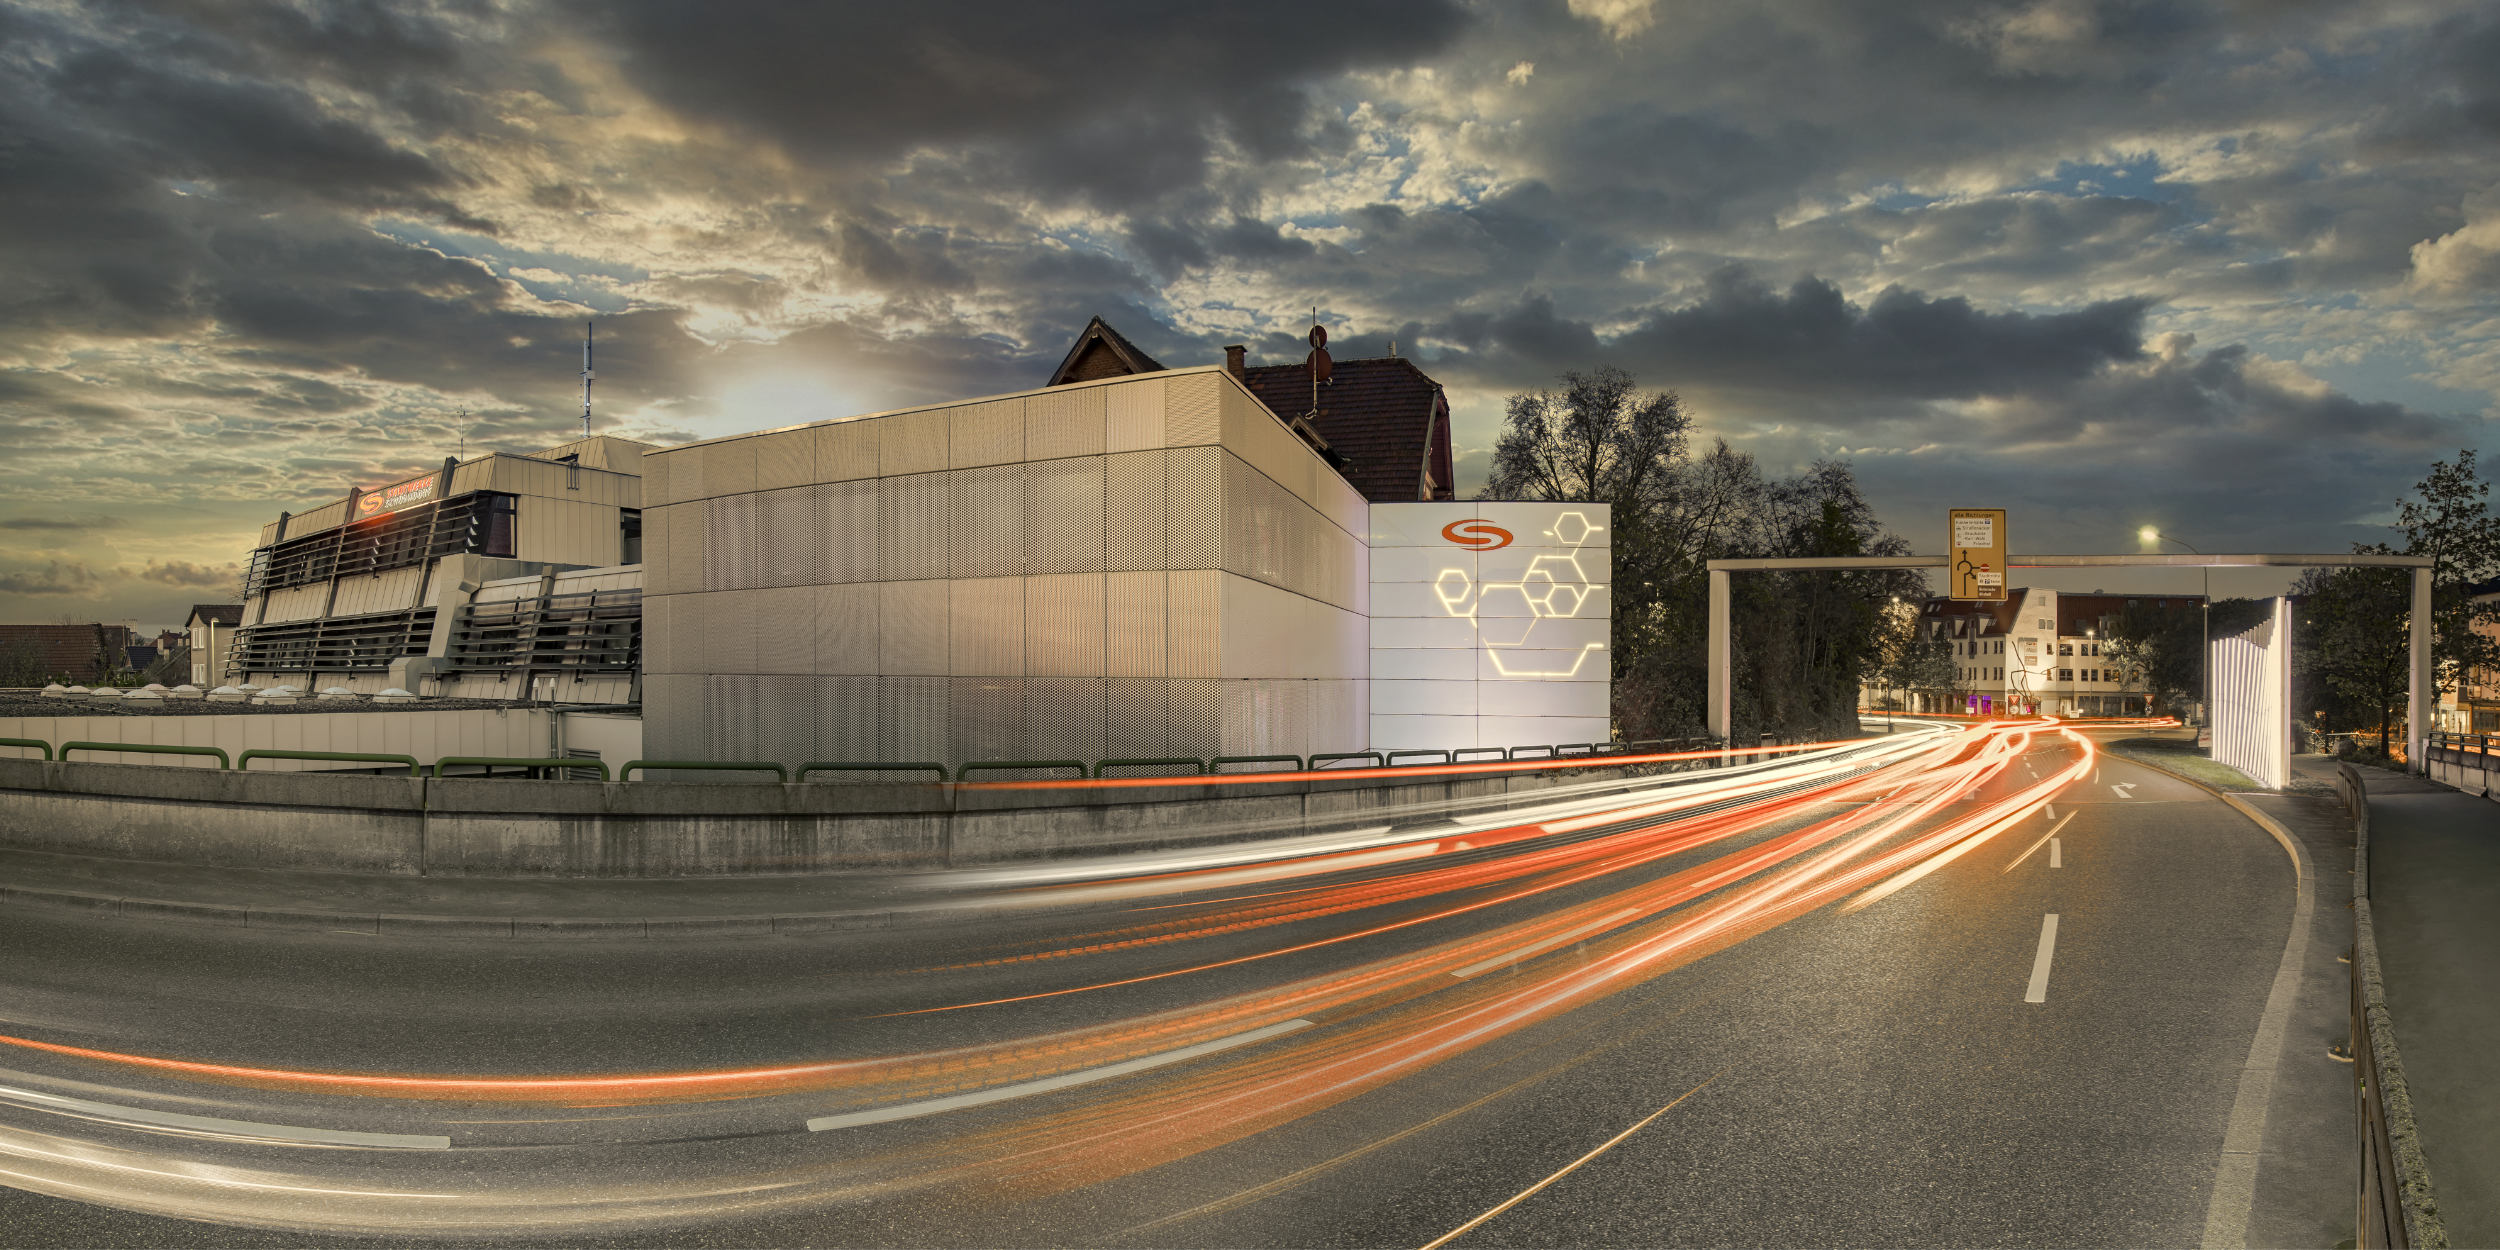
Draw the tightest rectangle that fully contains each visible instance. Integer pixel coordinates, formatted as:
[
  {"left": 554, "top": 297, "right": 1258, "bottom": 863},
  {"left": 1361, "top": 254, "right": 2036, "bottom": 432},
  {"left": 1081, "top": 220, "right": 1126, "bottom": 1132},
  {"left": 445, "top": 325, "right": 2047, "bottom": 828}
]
[{"left": 2, "top": 0, "right": 2495, "bottom": 629}]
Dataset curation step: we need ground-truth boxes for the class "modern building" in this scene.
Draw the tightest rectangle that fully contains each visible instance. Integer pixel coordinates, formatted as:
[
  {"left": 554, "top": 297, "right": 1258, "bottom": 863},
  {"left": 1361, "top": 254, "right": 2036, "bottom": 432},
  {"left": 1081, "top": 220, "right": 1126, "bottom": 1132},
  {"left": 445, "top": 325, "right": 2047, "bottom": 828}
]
[
  {"left": 1865, "top": 588, "right": 2204, "bottom": 717},
  {"left": 2450, "top": 577, "right": 2500, "bottom": 734},
  {"left": 231, "top": 434, "right": 652, "bottom": 702},
  {"left": 221, "top": 320, "right": 1610, "bottom": 772}
]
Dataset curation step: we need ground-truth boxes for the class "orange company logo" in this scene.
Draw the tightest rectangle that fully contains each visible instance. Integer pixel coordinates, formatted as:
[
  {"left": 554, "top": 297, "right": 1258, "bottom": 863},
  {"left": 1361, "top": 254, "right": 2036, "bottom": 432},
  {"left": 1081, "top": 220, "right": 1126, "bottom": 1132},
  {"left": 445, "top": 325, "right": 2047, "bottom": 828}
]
[{"left": 1440, "top": 518, "right": 1513, "bottom": 550}]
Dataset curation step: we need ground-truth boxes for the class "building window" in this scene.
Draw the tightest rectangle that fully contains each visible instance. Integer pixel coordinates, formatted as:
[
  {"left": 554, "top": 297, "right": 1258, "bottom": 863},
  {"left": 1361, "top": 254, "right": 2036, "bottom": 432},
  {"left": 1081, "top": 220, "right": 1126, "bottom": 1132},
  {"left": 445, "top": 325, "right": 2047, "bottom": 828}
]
[
  {"left": 620, "top": 508, "right": 642, "bottom": 564},
  {"left": 2058, "top": 668, "right": 2073, "bottom": 682},
  {"left": 2038, "top": 618, "right": 2052, "bottom": 629},
  {"left": 481, "top": 493, "right": 517, "bottom": 558},
  {"left": 2059, "top": 642, "right": 2073, "bottom": 656}
]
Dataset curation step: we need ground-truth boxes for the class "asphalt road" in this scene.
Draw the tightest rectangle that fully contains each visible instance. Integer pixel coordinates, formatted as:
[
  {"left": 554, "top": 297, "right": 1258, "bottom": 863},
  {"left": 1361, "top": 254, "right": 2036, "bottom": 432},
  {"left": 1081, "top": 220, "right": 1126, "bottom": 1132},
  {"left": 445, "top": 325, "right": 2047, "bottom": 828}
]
[{"left": 0, "top": 725, "right": 2324, "bottom": 1247}]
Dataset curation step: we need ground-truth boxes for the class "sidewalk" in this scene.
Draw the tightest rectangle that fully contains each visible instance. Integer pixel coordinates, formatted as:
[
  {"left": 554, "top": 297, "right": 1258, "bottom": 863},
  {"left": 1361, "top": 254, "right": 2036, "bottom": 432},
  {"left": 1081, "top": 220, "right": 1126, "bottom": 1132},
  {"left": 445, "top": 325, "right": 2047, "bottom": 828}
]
[{"left": 2355, "top": 763, "right": 2500, "bottom": 1248}]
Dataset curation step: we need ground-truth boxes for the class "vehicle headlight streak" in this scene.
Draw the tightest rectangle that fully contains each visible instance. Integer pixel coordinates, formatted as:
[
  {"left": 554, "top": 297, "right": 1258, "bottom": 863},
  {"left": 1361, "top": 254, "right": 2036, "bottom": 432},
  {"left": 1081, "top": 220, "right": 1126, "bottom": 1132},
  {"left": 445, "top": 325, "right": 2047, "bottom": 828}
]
[{"left": 0, "top": 719, "right": 2109, "bottom": 1236}]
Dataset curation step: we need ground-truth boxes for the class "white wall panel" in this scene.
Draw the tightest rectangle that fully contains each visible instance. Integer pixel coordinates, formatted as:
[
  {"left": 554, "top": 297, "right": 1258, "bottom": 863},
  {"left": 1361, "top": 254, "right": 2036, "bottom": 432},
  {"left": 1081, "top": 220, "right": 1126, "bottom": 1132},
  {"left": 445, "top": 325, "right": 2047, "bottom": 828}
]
[
  {"left": 1478, "top": 680, "right": 1608, "bottom": 718},
  {"left": 1372, "top": 616, "right": 1477, "bottom": 650},
  {"left": 1371, "top": 648, "right": 1478, "bottom": 682},
  {"left": 1167, "top": 570, "right": 1221, "bottom": 679},
  {"left": 1477, "top": 647, "right": 1609, "bottom": 683},
  {"left": 1370, "top": 714, "right": 1483, "bottom": 752},
  {"left": 1372, "top": 679, "right": 1476, "bottom": 718}
]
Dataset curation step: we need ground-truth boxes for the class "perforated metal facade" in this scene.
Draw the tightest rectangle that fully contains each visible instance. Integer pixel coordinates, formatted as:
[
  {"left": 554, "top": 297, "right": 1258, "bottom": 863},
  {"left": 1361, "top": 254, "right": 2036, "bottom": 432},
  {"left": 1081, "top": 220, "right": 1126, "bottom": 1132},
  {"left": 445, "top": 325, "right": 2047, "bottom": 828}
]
[{"left": 644, "top": 367, "right": 1371, "bottom": 770}]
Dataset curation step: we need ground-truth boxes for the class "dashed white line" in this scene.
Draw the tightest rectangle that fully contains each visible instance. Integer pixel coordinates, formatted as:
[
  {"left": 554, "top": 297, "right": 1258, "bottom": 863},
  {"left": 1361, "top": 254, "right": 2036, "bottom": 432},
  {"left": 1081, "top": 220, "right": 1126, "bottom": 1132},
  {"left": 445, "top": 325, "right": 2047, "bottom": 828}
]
[
  {"left": 2003, "top": 811, "right": 2078, "bottom": 873},
  {"left": 0, "top": 1084, "right": 450, "bottom": 1149},
  {"left": 1451, "top": 909, "right": 1642, "bottom": 979},
  {"left": 2024, "top": 914, "right": 2061, "bottom": 1003},
  {"left": 806, "top": 1019, "right": 1313, "bottom": 1131},
  {"left": 2045, "top": 803, "right": 2058, "bottom": 820},
  {"left": 2050, "top": 838, "right": 2062, "bottom": 869}
]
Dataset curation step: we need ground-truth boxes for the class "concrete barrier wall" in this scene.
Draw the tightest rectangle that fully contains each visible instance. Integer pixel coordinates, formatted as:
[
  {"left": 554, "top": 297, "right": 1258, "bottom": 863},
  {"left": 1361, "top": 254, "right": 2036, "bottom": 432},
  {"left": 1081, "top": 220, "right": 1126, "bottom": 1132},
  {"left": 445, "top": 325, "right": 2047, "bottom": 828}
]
[{"left": 0, "top": 756, "right": 1654, "bottom": 878}]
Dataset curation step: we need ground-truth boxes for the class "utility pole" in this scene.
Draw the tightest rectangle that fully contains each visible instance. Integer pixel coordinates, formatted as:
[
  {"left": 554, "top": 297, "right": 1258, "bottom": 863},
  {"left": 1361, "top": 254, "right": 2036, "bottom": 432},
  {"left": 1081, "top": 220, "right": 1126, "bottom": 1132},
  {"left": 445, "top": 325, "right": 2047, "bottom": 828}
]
[{"left": 581, "top": 321, "right": 594, "bottom": 439}]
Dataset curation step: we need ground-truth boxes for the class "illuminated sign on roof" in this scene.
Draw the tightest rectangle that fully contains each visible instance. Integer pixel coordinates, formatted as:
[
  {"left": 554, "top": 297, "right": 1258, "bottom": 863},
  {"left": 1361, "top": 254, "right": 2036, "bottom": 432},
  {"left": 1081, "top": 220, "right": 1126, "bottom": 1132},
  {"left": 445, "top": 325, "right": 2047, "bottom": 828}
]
[{"left": 356, "top": 473, "right": 438, "bottom": 518}]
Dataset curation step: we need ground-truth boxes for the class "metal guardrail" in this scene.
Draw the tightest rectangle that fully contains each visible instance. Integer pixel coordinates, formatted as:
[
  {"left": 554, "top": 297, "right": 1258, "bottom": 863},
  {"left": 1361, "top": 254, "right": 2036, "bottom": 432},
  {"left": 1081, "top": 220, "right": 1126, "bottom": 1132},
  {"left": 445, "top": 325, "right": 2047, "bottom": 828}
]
[
  {"left": 60, "top": 741, "right": 230, "bottom": 769},
  {"left": 1091, "top": 757, "right": 1205, "bottom": 778},
  {"left": 431, "top": 756, "right": 610, "bottom": 781},
  {"left": 1209, "top": 754, "right": 1304, "bottom": 774},
  {"left": 795, "top": 761, "right": 949, "bottom": 783},
  {"left": 1385, "top": 749, "right": 1451, "bottom": 767},
  {"left": 956, "top": 759, "right": 1087, "bottom": 782},
  {"left": 2423, "top": 732, "right": 2495, "bottom": 798},
  {"left": 238, "top": 749, "right": 420, "bottom": 776},
  {"left": 1308, "top": 751, "right": 1386, "bottom": 770},
  {"left": 0, "top": 737, "right": 53, "bottom": 761},
  {"left": 2344, "top": 760, "right": 2449, "bottom": 1249},
  {"left": 619, "top": 760, "right": 787, "bottom": 782}
]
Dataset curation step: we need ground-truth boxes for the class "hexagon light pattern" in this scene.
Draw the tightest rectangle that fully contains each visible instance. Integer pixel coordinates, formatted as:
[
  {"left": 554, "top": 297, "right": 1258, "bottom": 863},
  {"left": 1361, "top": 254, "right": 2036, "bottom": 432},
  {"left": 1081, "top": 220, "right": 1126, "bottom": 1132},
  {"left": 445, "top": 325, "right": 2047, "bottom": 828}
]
[{"left": 1432, "top": 510, "right": 1609, "bottom": 678}]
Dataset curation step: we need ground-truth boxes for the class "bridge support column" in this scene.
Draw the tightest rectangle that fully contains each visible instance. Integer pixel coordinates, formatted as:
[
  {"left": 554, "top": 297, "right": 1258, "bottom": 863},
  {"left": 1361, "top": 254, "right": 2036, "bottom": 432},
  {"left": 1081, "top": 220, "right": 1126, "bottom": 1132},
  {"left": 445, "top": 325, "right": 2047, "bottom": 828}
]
[
  {"left": 1707, "top": 568, "right": 1731, "bottom": 752},
  {"left": 2410, "top": 564, "right": 2433, "bottom": 773}
]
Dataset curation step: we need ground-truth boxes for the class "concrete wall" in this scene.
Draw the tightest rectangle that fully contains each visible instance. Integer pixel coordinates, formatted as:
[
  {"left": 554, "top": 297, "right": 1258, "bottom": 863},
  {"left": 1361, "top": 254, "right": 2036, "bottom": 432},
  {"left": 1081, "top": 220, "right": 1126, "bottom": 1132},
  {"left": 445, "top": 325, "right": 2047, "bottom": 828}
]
[
  {"left": 643, "top": 366, "right": 1372, "bottom": 771},
  {"left": 2211, "top": 596, "right": 2291, "bottom": 790},
  {"left": 0, "top": 755, "right": 1661, "bottom": 877}
]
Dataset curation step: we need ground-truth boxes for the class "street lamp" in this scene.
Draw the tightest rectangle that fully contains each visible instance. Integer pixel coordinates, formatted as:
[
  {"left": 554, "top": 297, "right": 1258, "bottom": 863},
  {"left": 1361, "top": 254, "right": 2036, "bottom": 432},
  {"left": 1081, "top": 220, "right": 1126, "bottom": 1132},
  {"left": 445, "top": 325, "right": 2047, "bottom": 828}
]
[{"left": 2140, "top": 527, "right": 2211, "bottom": 745}]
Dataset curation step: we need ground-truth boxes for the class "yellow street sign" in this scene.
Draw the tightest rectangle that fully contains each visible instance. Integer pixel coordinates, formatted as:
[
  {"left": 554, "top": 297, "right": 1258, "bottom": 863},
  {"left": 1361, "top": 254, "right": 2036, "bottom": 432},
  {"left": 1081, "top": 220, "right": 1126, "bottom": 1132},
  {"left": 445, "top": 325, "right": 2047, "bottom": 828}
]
[{"left": 1949, "top": 508, "right": 2007, "bottom": 601}]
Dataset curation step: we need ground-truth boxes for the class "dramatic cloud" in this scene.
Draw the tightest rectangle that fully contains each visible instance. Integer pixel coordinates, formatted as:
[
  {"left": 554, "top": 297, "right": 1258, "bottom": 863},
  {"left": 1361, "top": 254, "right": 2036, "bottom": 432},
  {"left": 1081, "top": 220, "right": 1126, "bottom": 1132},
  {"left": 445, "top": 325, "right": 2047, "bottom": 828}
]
[{"left": 0, "top": 0, "right": 2494, "bottom": 627}]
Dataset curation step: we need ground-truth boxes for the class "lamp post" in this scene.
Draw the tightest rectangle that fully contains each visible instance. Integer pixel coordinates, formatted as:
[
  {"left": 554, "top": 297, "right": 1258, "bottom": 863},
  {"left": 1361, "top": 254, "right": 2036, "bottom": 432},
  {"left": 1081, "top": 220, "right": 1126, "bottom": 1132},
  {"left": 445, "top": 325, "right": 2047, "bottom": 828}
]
[{"left": 2140, "top": 527, "right": 2210, "bottom": 746}]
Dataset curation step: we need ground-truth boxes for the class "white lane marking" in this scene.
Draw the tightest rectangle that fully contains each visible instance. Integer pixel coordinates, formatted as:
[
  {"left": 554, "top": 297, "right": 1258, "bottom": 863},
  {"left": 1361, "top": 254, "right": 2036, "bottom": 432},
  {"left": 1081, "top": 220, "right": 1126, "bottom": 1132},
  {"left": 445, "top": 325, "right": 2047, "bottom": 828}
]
[
  {"left": 2050, "top": 838, "right": 2061, "bottom": 869},
  {"left": 2110, "top": 782, "right": 2137, "bottom": 799},
  {"left": 2023, "top": 914, "right": 2060, "bottom": 1003},
  {"left": 807, "top": 1020, "right": 1312, "bottom": 1131},
  {"left": 2003, "top": 812, "right": 2078, "bottom": 873},
  {"left": 1451, "top": 909, "right": 1643, "bottom": 979},
  {"left": 0, "top": 1083, "right": 449, "bottom": 1149},
  {"left": 2046, "top": 803, "right": 2058, "bottom": 820}
]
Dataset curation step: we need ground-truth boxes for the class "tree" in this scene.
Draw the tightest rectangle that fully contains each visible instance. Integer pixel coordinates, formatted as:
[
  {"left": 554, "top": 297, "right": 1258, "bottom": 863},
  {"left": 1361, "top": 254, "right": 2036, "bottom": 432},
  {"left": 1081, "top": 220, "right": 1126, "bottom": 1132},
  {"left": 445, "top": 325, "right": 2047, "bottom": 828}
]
[
  {"left": 1483, "top": 369, "right": 1917, "bottom": 742},
  {"left": 2369, "top": 450, "right": 2500, "bottom": 703},
  {"left": 2103, "top": 599, "right": 2207, "bottom": 715},
  {"left": 1875, "top": 607, "right": 1957, "bottom": 712},
  {"left": 2295, "top": 566, "right": 2411, "bottom": 752},
  {"left": 0, "top": 640, "right": 45, "bottom": 688}
]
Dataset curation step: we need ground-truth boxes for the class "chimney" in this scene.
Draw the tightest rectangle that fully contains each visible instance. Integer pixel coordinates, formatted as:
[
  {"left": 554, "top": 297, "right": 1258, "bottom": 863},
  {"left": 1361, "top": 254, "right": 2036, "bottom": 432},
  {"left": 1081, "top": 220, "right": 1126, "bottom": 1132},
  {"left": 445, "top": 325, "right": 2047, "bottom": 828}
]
[{"left": 1224, "top": 344, "right": 1246, "bottom": 378}]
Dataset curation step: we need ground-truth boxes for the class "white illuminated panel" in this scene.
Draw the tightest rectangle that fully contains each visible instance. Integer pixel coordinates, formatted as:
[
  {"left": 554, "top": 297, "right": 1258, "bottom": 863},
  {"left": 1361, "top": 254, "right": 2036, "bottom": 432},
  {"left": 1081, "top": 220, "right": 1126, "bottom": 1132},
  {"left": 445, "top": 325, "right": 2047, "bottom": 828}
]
[{"left": 1369, "top": 503, "right": 1611, "bottom": 751}]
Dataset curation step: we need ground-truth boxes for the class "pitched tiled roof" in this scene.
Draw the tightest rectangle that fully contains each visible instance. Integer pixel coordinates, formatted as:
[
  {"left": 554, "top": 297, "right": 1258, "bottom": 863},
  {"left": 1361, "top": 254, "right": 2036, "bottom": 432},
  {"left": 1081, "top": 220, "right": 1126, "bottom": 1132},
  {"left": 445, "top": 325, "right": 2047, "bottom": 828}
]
[
  {"left": 188, "top": 604, "right": 244, "bottom": 626},
  {"left": 1046, "top": 316, "right": 1166, "bottom": 386},
  {"left": 1238, "top": 356, "right": 1449, "bottom": 503}
]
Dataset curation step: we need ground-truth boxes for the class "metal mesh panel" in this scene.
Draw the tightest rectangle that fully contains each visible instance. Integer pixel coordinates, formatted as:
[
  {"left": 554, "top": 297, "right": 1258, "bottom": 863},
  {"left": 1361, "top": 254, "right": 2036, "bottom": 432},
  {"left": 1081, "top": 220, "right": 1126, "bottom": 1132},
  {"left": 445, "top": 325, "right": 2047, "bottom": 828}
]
[
  {"left": 667, "top": 501, "right": 708, "bottom": 598},
  {"left": 1221, "top": 681, "right": 1260, "bottom": 757},
  {"left": 949, "top": 466, "right": 1026, "bottom": 580},
  {"left": 754, "top": 586, "right": 814, "bottom": 673},
  {"left": 950, "top": 398, "right": 1025, "bottom": 469},
  {"left": 642, "top": 674, "right": 701, "bottom": 760},
  {"left": 813, "top": 583, "right": 877, "bottom": 675},
  {"left": 1105, "top": 571, "right": 1166, "bottom": 678},
  {"left": 703, "top": 590, "right": 760, "bottom": 675},
  {"left": 1165, "top": 446, "right": 1222, "bottom": 569},
  {"left": 642, "top": 593, "right": 678, "bottom": 674},
  {"left": 815, "top": 419, "right": 879, "bottom": 483},
  {"left": 757, "top": 674, "right": 815, "bottom": 769},
  {"left": 702, "top": 439, "right": 757, "bottom": 499},
  {"left": 704, "top": 674, "right": 759, "bottom": 763},
  {"left": 882, "top": 409, "right": 949, "bottom": 476},
  {"left": 1223, "top": 454, "right": 1288, "bottom": 588},
  {"left": 878, "top": 676, "right": 948, "bottom": 762},
  {"left": 1104, "top": 451, "right": 1167, "bottom": 571},
  {"left": 641, "top": 453, "right": 674, "bottom": 508},
  {"left": 1105, "top": 677, "right": 1167, "bottom": 758},
  {"left": 1026, "top": 573, "right": 1104, "bottom": 677},
  {"left": 815, "top": 480, "right": 878, "bottom": 584},
  {"left": 949, "top": 677, "right": 1024, "bottom": 764},
  {"left": 1168, "top": 679, "right": 1222, "bottom": 761},
  {"left": 705, "top": 494, "right": 761, "bottom": 591},
  {"left": 1024, "top": 678, "right": 1105, "bottom": 763},
  {"left": 879, "top": 581, "right": 949, "bottom": 675},
  {"left": 950, "top": 577, "right": 1024, "bottom": 676},
  {"left": 1167, "top": 571, "right": 1220, "bottom": 678},
  {"left": 1105, "top": 376, "right": 1165, "bottom": 452},
  {"left": 814, "top": 676, "right": 879, "bottom": 762},
  {"left": 1025, "top": 457, "right": 1104, "bottom": 575},
  {"left": 1165, "top": 373, "right": 1221, "bottom": 446},
  {"left": 642, "top": 505, "right": 671, "bottom": 586},
  {"left": 877, "top": 474, "right": 949, "bottom": 581},
  {"left": 758, "top": 487, "right": 818, "bottom": 588},
  {"left": 1026, "top": 385, "right": 1105, "bottom": 461},
  {"left": 753, "top": 430, "right": 814, "bottom": 492}
]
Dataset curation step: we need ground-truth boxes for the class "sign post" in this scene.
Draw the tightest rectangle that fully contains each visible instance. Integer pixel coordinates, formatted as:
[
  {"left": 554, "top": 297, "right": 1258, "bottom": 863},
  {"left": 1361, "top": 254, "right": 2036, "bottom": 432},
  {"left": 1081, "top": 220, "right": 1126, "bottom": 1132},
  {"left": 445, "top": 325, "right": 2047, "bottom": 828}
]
[{"left": 1948, "top": 509, "right": 2007, "bottom": 602}]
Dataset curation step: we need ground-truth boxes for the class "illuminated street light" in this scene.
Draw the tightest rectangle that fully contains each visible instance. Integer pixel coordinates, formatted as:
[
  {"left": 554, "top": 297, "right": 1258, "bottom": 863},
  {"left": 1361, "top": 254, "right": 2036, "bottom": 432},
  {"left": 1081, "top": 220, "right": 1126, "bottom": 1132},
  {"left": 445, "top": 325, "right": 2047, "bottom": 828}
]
[{"left": 2140, "top": 527, "right": 2212, "bottom": 743}]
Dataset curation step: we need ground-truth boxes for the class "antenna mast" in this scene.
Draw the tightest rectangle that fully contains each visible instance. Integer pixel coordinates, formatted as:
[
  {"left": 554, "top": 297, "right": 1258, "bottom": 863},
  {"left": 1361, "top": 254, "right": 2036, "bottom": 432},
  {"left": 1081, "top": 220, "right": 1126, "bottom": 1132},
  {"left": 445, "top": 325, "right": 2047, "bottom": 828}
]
[{"left": 580, "top": 320, "right": 594, "bottom": 439}]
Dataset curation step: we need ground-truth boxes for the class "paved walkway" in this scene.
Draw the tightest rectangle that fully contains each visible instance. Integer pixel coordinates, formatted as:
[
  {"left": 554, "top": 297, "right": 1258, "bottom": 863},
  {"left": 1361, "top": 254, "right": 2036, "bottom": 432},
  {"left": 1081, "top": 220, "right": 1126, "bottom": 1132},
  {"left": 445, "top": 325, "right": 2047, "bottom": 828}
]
[{"left": 2351, "top": 760, "right": 2500, "bottom": 1248}]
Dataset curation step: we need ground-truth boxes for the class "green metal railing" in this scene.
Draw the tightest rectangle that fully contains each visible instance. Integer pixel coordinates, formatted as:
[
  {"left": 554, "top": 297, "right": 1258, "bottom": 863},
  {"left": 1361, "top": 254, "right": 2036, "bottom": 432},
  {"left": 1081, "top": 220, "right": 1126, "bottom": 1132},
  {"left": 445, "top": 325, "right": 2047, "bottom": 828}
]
[
  {"left": 1210, "top": 754, "right": 1305, "bottom": 774},
  {"left": 431, "top": 756, "right": 610, "bottom": 781},
  {"left": 1091, "top": 756, "right": 1206, "bottom": 778},
  {"left": 1308, "top": 751, "right": 1386, "bottom": 770},
  {"left": 956, "top": 759, "right": 1088, "bottom": 782},
  {"left": 60, "top": 741, "right": 229, "bottom": 768},
  {"left": 620, "top": 759, "right": 787, "bottom": 782},
  {"left": 238, "top": 749, "right": 420, "bottom": 776},
  {"left": 796, "top": 761, "right": 950, "bottom": 783},
  {"left": 1452, "top": 747, "right": 1508, "bottom": 763},
  {"left": 0, "top": 737, "right": 53, "bottom": 761},
  {"left": 1508, "top": 745, "right": 1557, "bottom": 760},
  {"left": 1386, "top": 749, "right": 1452, "bottom": 767}
]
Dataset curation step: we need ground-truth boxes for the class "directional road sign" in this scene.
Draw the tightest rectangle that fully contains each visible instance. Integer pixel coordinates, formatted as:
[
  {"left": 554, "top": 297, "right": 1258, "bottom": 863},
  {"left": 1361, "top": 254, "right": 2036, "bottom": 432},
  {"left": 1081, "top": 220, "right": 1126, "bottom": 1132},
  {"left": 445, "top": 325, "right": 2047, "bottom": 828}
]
[{"left": 1950, "top": 508, "right": 2008, "bottom": 601}]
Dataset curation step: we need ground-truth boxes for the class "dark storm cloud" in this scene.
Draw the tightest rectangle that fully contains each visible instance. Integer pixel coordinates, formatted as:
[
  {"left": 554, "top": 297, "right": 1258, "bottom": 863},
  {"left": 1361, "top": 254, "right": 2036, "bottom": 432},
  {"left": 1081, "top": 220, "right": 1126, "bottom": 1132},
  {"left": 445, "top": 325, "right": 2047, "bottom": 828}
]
[
  {"left": 584, "top": 0, "right": 1471, "bottom": 208},
  {"left": 1424, "top": 269, "right": 2150, "bottom": 401},
  {"left": 0, "top": 561, "right": 104, "bottom": 596}
]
